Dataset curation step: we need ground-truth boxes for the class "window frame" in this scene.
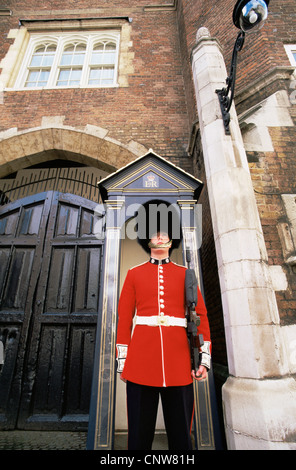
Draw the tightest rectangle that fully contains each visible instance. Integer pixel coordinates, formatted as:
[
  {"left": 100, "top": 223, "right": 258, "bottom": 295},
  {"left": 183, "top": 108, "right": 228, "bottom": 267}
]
[
  {"left": 55, "top": 40, "right": 88, "bottom": 88},
  {"left": 14, "top": 31, "right": 120, "bottom": 90},
  {"left": 88, "top": 41, "right": 119, "bottom": 87},
  {"left": 24, "top": 42, "right": 58, "bottom": 88},
  {"left": 284, "top": 45, "right": 296, "bottom": 68}
]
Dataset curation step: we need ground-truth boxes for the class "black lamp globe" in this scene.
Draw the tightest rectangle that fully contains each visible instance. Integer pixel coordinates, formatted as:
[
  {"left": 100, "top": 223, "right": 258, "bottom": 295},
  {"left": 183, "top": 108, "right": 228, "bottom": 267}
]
[{"left": 233, "top": 0, "right": 270, "bottom": 32}]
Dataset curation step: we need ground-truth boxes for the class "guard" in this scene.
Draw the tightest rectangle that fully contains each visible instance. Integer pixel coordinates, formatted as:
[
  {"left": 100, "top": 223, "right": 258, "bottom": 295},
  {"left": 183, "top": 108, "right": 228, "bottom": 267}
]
[{"left": 116, "top": 207, "right": 211, "bottom": 450}]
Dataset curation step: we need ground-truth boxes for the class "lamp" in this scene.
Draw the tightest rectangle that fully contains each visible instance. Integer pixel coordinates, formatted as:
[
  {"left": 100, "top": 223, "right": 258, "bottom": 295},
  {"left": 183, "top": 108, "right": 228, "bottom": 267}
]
[{"left": 216, "top": 0, "right": 270, "bottom": 135}]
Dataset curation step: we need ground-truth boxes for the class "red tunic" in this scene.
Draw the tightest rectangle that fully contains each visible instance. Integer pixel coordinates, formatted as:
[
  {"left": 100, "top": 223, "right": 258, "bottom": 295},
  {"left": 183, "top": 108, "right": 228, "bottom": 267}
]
[{"left": 116, "top": 260, "right": 211, "bottom": 387}]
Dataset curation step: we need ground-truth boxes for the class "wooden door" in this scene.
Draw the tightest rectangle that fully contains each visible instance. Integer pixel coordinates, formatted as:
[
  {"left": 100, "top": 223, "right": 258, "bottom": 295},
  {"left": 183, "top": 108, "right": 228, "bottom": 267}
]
[{"left": 0, "top": 191, "right": 104, "bottom": 430}]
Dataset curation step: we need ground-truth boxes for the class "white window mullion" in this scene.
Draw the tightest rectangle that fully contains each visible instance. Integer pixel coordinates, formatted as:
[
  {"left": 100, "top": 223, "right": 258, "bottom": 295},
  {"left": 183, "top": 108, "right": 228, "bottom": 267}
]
[
  {"left": 47, "top": 36, "right": 62, "bottom": 88},
  {"left": 81, "top": 36, "right": 92, "bottom": 87},
  {"left": 113, "top": 35, "right": 120, "bottom": 86}
]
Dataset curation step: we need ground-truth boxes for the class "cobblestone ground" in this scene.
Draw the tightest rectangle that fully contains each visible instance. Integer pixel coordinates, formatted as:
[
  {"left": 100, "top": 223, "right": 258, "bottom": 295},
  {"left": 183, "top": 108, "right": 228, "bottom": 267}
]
[
  {"left": 0, "top": 431, "right": 88, "bottom": 450},
  {"left": 0, "top": 431, "right": 168, "bottom": 450}
]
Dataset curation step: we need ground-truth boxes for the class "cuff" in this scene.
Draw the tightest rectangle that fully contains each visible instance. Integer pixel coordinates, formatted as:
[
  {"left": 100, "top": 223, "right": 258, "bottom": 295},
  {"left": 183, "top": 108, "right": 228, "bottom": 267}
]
[
  {"left": 116, "top": 344, "right": 128, "bottom": 373},
  {"left": 200, "top": 341, "right": 211, "bottom": 370}
]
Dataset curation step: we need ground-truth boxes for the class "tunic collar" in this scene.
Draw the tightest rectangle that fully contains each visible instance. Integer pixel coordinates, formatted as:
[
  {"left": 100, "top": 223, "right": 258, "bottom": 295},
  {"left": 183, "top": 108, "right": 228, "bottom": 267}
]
[{"left": 149, "top": 257, "right": 170, "bottom": 265}]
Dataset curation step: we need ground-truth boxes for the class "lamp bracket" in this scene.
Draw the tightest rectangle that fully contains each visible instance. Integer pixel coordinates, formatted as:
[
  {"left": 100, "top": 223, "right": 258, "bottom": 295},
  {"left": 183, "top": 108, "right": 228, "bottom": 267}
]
[{"left": 216, "top": 31, "right": 245, "bottom": 135}]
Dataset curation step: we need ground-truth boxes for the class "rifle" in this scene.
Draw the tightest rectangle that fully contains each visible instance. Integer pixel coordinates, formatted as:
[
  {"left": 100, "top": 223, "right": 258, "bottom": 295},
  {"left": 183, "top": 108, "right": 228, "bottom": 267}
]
[{"left": 185, "top": 249, "right": 204, "bottom": 374}]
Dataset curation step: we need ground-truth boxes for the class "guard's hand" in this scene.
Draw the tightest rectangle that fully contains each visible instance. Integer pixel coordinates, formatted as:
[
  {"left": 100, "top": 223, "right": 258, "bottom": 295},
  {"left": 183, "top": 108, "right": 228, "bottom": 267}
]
[
  {"left": 191, "top": 365, "right": 207, "bottom": 381},
  {"left": 120, "top": 373, "right": 127, "bottom": 383}
]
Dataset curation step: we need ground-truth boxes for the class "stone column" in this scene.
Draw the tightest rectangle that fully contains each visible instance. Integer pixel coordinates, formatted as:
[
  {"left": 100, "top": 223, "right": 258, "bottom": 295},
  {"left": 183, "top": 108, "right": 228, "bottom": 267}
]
[
  {"left": 178, "top": 199, "right": 215, "bottom": 449},
  {"left": 87, "top": 198, "right": 124, "bottom": 450},
  {"left": 191, "top": 27, "right": 296, "bottom": 449}
]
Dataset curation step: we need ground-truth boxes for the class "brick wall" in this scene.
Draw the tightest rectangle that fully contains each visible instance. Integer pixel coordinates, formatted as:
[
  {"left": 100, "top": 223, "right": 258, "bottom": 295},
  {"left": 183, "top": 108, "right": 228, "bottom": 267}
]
[
  {"left": 0, "top": 1, "right": 191, "bottom": 165},
  {"left": 178, "top": 0, "right": 296, "bottom": 93},
  {"left": 247, "top": 124, "right": 296, "bottom": 326},
  {"left": 178, "top": 0, "right": 296, "bottom": 329}
]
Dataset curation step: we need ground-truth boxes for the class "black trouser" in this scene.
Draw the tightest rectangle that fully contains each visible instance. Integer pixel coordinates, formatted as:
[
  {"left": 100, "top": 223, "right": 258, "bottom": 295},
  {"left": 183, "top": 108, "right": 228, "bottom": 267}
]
[{"left": 126, "top": 381, "right": 194, "bottom": 450}]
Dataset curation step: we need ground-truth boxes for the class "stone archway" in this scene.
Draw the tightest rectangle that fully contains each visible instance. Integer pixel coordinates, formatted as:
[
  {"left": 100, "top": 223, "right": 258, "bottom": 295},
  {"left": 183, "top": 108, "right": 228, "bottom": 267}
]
[{"left": 0, "top": 125, "right": 147, "bottom": 178}]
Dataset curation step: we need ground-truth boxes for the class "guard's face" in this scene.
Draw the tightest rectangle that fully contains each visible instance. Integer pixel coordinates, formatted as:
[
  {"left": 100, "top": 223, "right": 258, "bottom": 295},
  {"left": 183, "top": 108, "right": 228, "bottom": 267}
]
[{"left": 150, "top": 232, "right": 170, "bottom": 245}]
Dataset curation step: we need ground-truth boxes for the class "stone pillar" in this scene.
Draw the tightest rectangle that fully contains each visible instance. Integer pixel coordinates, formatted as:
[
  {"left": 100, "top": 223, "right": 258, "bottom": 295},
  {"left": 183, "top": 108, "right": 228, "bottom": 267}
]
[
  {"left": 178, "top": 199, "right": 215, "bottom": 449},
  {"left": 87, "top": 198, "right": 124, "bottom": 450},
  {"left": 191, "top": 27, "right": 296, "bottom": 449}
]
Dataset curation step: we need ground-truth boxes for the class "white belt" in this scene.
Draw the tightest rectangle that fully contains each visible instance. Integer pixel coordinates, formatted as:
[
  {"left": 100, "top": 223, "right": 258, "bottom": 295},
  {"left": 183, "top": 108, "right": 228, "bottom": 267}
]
[{"left": 135, "top": 315, "right": 187, "bottom": 327}]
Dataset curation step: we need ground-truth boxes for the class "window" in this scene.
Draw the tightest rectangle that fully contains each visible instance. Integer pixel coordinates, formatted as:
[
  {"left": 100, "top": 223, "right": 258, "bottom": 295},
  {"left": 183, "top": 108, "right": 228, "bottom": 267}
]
[
  {"left": 56, "top": 43, "right": 86, "bottom": 87},
  {"left": 24, "top": 43, "right": 57, "bottom": 87},
  {"left": 15, "top": 32, "right": 120, "bottom": 89},
  {"left": 284, "top": 45, "right": 296, "bottom": 67},
  {"left": 89, "top": 42, "right": 117, "bottom": 86}
]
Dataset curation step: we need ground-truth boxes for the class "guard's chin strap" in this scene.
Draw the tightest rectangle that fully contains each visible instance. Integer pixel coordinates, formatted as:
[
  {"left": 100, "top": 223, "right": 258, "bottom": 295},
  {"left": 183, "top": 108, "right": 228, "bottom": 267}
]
[{"left": 148, "top": 240, "right": 172, "bottom": 249}]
